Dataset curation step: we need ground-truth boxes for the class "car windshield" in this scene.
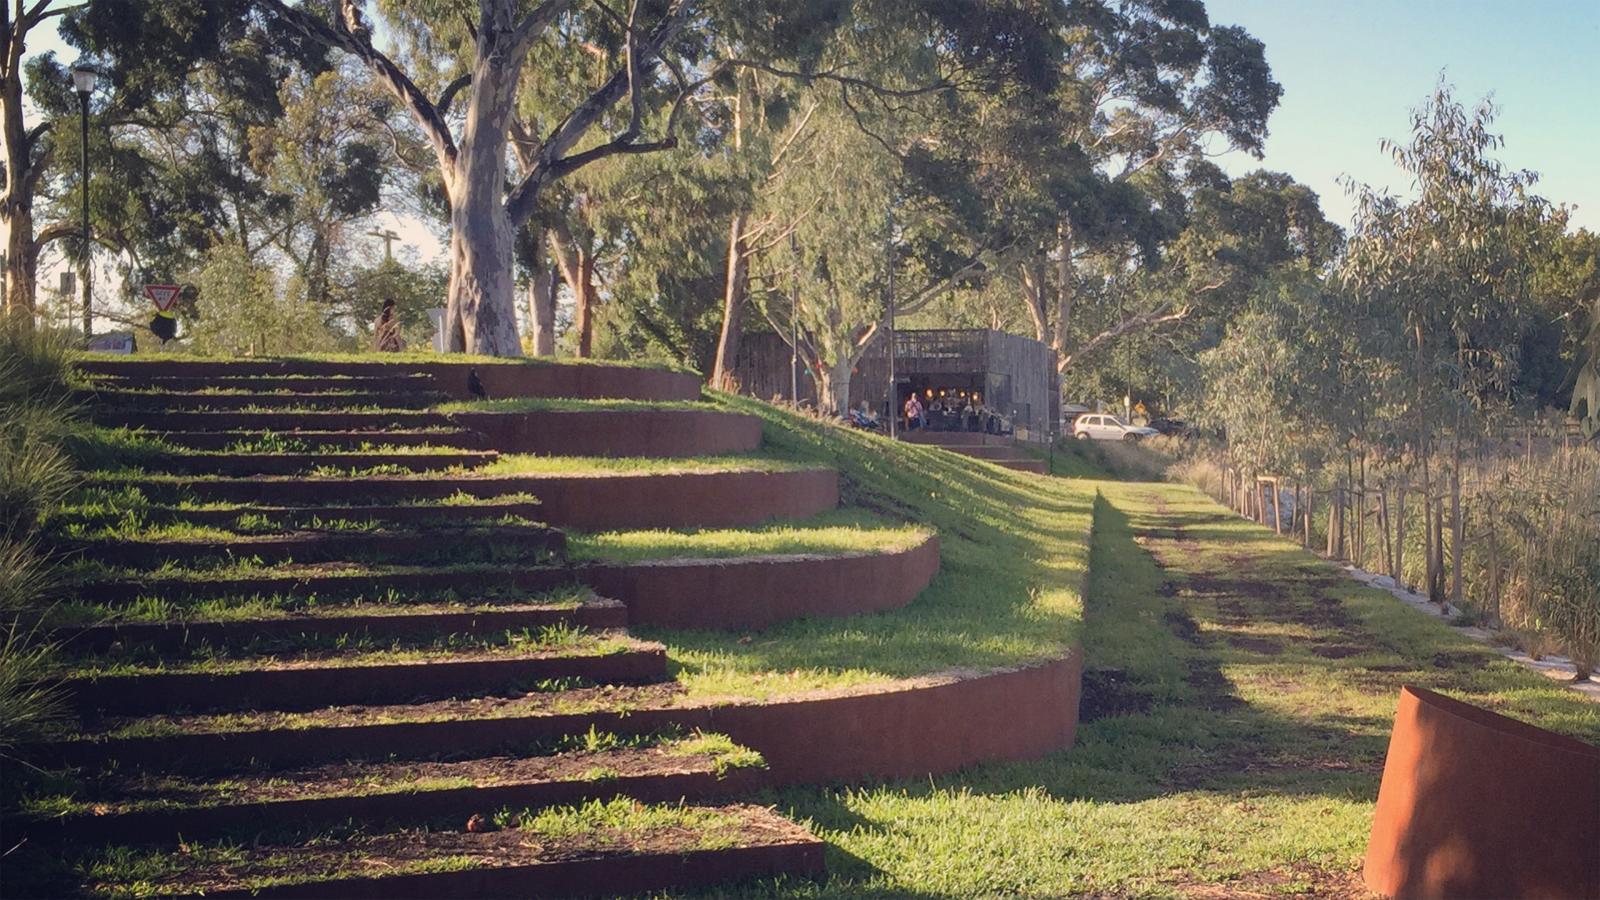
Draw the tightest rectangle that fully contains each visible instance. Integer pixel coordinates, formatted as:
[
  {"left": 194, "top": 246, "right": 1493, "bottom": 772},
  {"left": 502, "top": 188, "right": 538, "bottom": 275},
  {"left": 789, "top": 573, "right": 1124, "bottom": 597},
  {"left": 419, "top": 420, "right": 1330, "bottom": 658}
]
[{"left": 1107, "top": 416, "right": 1130, "bottom": 427}]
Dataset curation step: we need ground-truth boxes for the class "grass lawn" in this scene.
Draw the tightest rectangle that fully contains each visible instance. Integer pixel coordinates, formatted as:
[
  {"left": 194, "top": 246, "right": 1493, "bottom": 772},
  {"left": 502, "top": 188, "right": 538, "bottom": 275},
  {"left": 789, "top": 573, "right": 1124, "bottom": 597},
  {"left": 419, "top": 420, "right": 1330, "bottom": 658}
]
[
  {"left": 684, "top": 480, "right": 1599, "bottom": 898},
  {"left": 629, "top": 394, "right": 1093, "bottom": 702},
  {"left": 567, "top": 509, "right": 928, "bottom": 563}
]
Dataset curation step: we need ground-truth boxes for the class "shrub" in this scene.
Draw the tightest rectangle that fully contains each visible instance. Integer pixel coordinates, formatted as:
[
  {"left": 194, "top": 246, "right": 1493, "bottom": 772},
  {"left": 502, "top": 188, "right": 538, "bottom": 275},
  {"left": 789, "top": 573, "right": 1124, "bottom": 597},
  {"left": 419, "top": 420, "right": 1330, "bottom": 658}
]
[
  {"left": 0, "top": 624, "right": 65, "bottom": 754},
  {"left": 184, "top": 242, "right": 341, "bottom": 356},
  {"left": 1499, "top": 454, "right": 1600, "bottom": 679}
]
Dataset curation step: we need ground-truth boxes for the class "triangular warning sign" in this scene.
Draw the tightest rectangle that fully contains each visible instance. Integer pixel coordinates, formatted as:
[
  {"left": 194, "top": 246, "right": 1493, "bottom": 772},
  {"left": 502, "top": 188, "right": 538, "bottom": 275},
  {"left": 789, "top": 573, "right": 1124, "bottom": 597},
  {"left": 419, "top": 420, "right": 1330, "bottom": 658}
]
[{"left": 144, "top": 284, "right": 181, "bottom": 311}]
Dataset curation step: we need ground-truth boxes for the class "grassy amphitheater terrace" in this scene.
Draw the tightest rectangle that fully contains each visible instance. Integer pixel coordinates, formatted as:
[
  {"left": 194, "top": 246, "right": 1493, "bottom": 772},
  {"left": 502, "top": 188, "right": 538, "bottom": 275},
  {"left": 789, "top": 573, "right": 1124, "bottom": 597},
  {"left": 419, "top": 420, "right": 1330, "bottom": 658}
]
[{"left": 8, "top": 353, "right": 1595, "bottom": 899}]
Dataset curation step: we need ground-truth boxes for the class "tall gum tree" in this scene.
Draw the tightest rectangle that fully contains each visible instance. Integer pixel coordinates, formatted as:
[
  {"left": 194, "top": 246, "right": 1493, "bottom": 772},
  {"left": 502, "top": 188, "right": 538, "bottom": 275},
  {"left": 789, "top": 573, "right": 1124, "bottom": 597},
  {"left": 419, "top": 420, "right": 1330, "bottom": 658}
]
[
  {"left": 2, "top": 0, "right": 79, "bottom": 319},
  {"left": 1024, "top": 1, "right": 1280, "bottom": 371},
  {"left": 262, "top": 0, "right": 692, "bottom": 355}
]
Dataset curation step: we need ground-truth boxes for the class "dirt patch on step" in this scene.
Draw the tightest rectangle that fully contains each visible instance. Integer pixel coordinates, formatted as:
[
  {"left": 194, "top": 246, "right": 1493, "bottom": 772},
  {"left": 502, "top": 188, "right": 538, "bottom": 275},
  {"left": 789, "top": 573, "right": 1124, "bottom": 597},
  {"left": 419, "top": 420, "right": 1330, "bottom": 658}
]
[
  {"left": 1312, "top": 645, "right": 1365, "bottom": 660},
  {"left": 1186, "top": 660, "right": 1243, "bottom": 712},
  {"left": 1176, "top": 864, "right": 1371, "bottom": 899},
  {"left": 1079, "top": 669, "right": 1155, "bottom": 722},
  {"left": 1165, "top": 610, "right": 1204, "bottom": 645},
  {"left": 1433, "top": 650, "right": 1498, "bottom": 670},
  {"left": 1226, "top": 636, "right": 1283, "bottom": 655}
]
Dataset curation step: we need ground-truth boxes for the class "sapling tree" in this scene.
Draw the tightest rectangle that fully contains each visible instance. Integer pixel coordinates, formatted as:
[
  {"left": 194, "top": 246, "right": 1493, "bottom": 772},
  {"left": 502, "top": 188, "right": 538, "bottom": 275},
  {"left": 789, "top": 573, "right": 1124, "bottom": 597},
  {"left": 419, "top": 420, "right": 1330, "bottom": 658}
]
[{"left": 1341, "top": 84, "right": 1558, "bottom": 604}]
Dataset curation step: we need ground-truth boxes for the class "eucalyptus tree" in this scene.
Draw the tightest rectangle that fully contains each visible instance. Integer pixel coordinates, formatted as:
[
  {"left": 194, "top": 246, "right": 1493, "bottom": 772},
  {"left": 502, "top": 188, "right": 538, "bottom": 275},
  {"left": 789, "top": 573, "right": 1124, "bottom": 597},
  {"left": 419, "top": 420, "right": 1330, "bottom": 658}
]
[
  {"left": 1, "top": 0, "right": 79, "bottom": 317},
  {"left": 1015, "top": 0, "right": 1281, "bottom": 372},
  {"left": 1341, "top": 85, "right": 1560, "bottom": 603}
]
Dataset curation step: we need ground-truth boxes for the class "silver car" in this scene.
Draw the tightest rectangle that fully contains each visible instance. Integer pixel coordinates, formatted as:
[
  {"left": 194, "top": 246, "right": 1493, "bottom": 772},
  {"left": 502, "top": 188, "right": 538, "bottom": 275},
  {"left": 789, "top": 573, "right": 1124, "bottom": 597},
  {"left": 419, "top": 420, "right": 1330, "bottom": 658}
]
[{"left": 1073, "top": 414, "right": 1159, "bottom": 442}]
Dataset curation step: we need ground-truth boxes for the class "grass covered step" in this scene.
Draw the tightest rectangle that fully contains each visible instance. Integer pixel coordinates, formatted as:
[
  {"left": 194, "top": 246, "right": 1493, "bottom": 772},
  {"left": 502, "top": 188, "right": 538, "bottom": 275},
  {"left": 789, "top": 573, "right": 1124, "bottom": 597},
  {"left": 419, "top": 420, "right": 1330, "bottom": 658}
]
[
  {"left": 118, "top": 498, "right": 546, "bottom": 530},
  {"left": 568, "top": 510, "right": 938, "bottom": 629},
  {"left": 65, "top": 559, "right": 573, "bottom": 607},
  {"left": 448, "top": 404, "right": 761, "bottom": 458},
  {"left": 22, "top": 732, "right": 764, "bottom": 847},
  {"left": 148, "top": 428, "right": 490, "bottom": 451},
  {"left": 63, "top": 522, "right": 565, "bottom": 568},
  {"left": 45, "top": 683, "right": 698, "bottom": 773},
  {"left": 129, "top": 450, "right": 499, "bottom": 477},
  {"left": 83, "top": 389, "right": 447, "bottom": 411},
  {"left": 94, "top": 465, "right": 839, "bottom": 531},
  {"left": 64, "top": 800, "right": 822, "bottom": 898},
  {"left": 57, "top": 632, "right": 668, "bottom": 715},
  {"left": 51, "top": 594, "right": 628, "bottom": 653},
  {"left": 87, "top": 373, "right": 442, "bottom": 393},
  {"left": 91, "top": 409, "right": 454, "bottom": 431},
  {"left": 75, "top": 355, "right": 704, "bottom": 402}
]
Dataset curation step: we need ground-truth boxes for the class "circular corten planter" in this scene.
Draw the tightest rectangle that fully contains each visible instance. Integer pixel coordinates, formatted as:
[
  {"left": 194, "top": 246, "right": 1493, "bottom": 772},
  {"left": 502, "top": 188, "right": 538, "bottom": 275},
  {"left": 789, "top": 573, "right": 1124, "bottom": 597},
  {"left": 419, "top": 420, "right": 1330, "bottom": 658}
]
[{"left": 1363, "top": 685, "right": 1600, "bottom": 899}]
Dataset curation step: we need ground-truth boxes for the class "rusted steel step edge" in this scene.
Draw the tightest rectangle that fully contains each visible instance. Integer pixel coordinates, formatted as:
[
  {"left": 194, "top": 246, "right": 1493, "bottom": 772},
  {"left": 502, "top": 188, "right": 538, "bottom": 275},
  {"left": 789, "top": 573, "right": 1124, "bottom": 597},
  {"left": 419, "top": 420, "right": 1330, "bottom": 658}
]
[
  {"left": 50, "top": 599, "right": 628, "bottom": 653},
  {"left": 49, "top": 705, "right": 705, "bottom": 773},
  {"left": 89, "top": 374, "right": 440, "bottom": 392},
  {"left": 141, "top": 501, "right": 545, "bottom": 528},
  {"left": 60, "top": 644, "right": 669, "bottom": 715},
  {"left": 133, "top": 451, "right": 498, "bottom": 477},
  {"left": 68, "top": 564, "right": 575, "bottom": 605},
  {"left": 83, "top": 390, "right": 445, "bottom": 410},
  {"left": 148, "top": 429, "right": 489, "bottom": 451},
  {"left": 63, "top": 524, "right": 562, "bottom": 567},
  {"left": 91, "top": 410, "right": 455, "bottom": 430},
  {"left": 171, "top": 807, "right": 821, "bottom": 899},
  {"left": 75, "top": 359, "right": 705, "bottom": 403},
  {"left": 21, "top": 765, "right": 762, "bottom": 848}
]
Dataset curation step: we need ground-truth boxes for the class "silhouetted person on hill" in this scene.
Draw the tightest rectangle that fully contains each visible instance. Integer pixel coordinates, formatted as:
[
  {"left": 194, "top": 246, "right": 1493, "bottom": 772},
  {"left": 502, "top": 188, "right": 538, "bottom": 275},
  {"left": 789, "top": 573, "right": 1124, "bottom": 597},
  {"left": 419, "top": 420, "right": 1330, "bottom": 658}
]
[
  {"left": 373, "top": 298, "right": 406, "bottom": 352},
  {"left": 467, "top": 368, "right": 489, "bottom": 401}
]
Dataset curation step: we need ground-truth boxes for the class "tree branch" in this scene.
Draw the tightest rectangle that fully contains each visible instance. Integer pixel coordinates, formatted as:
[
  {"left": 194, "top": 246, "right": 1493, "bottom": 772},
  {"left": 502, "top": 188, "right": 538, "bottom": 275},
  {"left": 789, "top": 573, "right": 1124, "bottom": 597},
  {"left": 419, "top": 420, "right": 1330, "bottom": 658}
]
[
  {"left": 503, "top": 0, "right": 690, "bottom": 226},
  {"left": 258, "top": 0, "right": 459, "bottom": 176},
  {"left": 435, "top": 73, "right": 472, "bottom": 119}
]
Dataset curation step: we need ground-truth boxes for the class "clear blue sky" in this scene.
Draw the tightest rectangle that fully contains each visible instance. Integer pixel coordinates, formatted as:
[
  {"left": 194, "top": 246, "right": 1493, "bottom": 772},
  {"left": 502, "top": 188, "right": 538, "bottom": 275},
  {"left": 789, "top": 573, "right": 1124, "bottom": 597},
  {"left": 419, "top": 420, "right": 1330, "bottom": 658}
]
[{"left": 1204, "top": 0, "right": 1600, "bottom": 232}]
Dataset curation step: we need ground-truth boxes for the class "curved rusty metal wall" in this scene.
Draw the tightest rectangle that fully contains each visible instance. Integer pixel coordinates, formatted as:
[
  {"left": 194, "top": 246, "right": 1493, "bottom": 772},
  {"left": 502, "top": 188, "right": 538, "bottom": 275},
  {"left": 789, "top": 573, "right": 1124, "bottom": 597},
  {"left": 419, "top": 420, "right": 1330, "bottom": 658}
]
[
  {"left": 585, "top": 535, "right": 940, "bottom": 630},
  {"left": 1363, "top": 686, "right": 1600, "bottom": 899},
  {"left": 454, "top": 409, "right": 761, "bottom": 458}
]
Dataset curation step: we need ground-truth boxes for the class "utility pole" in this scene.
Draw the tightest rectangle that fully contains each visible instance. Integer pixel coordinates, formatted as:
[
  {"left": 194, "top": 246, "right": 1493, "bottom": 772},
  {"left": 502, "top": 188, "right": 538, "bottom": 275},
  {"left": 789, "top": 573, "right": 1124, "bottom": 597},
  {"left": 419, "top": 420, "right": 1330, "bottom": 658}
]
[
  {"left": 367, "top": 228, "right": 401, "bottom": 261},
  {"left": 886, "top": 201, "right": 897, "bottom": 440},
  {"left": 789, "top": 232, "right": 800, "bottom": 404}
]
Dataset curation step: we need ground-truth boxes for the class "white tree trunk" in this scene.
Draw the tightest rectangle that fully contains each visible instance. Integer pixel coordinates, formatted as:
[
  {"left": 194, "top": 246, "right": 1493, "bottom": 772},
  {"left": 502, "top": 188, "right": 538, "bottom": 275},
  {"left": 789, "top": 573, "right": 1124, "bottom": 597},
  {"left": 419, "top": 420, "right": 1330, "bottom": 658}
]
[
  {"left": 443, "top": 48, "right": 523, "bottom": 356},
  {"left": 816, "top": 357, "right": 852, "bottom": 416},
  {"left": 711, "top": 211, "right": 750, "bottom": 388},
  {"left": 446, "top": 197, "right": 521, "bottom": 355},
  {"left": 527, "top": 272, "right": 556, "bottom": 355}
]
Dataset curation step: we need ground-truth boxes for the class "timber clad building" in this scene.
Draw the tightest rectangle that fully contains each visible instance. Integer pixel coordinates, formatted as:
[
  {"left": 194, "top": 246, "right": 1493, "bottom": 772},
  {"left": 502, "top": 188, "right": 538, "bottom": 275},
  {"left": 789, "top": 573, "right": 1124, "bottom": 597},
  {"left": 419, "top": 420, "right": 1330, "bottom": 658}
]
[{"left": 731, "top": 328, "right": 1061, "bottom": 442}]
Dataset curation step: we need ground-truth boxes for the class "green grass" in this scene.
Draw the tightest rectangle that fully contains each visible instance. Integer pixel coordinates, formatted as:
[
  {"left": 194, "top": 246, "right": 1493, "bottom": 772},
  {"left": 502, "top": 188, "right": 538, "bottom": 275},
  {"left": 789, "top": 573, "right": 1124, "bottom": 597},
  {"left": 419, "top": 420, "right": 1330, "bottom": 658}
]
[
  {"left": 625, "top": 393, "right": 1093, "bottom": 701},
  {"left": 55, "top": 623, "right": 613, "bottom": 680},
  {"left": 680, "top": 482, "right": 1600, "bottom": 898},
  {"left": 568, "top": 509, "right": 927, "bottom": 563},
  {"left": 39, "top": 581, "right": 591, "bottom": 629},
  {"left": 473, "top": 453, "right": 813, "bottom": 476},
  {"left": 435, "top": 396, "right": 704, "bottom": 414}
]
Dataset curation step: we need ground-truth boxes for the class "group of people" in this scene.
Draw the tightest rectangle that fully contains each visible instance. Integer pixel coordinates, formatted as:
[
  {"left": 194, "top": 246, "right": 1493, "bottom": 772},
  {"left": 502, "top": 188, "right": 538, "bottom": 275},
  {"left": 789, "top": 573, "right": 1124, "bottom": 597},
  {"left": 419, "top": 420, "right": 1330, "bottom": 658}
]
[{"left": 902, "top": 392, "right": 1009, "bottom": 435}]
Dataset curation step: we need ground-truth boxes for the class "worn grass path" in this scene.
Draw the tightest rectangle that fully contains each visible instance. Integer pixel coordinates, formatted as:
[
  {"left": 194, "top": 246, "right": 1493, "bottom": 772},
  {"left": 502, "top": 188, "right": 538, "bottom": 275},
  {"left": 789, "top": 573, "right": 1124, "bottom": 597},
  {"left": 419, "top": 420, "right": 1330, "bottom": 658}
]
[{"left": 691, "top": 481, "right": 1599, "bottom": 899}]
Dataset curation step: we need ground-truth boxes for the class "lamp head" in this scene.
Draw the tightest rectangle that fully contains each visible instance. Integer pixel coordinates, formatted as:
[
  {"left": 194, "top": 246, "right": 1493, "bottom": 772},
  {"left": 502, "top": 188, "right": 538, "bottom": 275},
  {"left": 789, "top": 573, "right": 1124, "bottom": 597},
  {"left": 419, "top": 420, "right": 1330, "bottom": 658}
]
[{"left": 71, "top": 64, "right": 97, "bottom": 95}]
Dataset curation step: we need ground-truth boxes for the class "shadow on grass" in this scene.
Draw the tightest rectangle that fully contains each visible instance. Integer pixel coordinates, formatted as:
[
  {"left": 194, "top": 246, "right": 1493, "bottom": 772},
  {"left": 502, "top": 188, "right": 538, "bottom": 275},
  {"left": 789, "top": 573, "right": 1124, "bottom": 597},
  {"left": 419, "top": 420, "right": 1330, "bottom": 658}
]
[{"left": 687, "top": 482, "right": 1600, "bottom": 898}]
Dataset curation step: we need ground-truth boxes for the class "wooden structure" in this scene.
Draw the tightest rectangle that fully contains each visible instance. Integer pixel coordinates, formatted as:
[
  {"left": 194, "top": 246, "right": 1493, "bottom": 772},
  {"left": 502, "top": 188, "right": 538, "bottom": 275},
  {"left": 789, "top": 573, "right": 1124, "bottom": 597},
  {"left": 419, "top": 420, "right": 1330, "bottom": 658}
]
[{"left": 731, "top": 329, "right": 1060, "bottom": 442}]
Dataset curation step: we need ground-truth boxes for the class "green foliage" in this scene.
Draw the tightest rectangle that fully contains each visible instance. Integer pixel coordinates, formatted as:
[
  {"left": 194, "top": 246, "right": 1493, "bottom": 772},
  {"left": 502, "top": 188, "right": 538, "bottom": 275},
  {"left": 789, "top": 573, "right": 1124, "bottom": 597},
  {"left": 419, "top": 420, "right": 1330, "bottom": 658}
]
[
  {"left": 183, "top": 242, "right": 340, "bottom": 356},
  {"left": 1573, "top": 296, "right": 1600, "bottom": 438},
  {"left": 340, "top": 256, "right": 448, "bottom": 350}
]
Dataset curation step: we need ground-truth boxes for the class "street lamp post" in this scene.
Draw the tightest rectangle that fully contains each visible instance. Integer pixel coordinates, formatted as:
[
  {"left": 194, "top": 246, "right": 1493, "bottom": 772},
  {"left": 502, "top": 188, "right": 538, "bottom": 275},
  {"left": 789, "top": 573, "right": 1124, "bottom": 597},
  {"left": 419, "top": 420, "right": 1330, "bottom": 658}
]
[{"left": 71, "top": 64, "right": 96, "bottom": 341}]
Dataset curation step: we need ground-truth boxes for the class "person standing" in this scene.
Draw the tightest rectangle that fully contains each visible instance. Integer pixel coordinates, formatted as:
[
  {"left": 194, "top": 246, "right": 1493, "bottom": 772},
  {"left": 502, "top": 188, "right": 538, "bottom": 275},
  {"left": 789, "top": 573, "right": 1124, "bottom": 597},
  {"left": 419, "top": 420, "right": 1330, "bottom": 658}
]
[{"left": 373, "top": 298, "right": 406, "bottom": 352}]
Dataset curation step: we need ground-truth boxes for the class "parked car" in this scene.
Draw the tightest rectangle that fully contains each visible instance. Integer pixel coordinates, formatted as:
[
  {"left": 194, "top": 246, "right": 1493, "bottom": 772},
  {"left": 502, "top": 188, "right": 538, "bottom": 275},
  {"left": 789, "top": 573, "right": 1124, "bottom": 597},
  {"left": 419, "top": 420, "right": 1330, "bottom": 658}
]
[{"left": 1073, "top": 413, "right": 1158, "bottom": 442}]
